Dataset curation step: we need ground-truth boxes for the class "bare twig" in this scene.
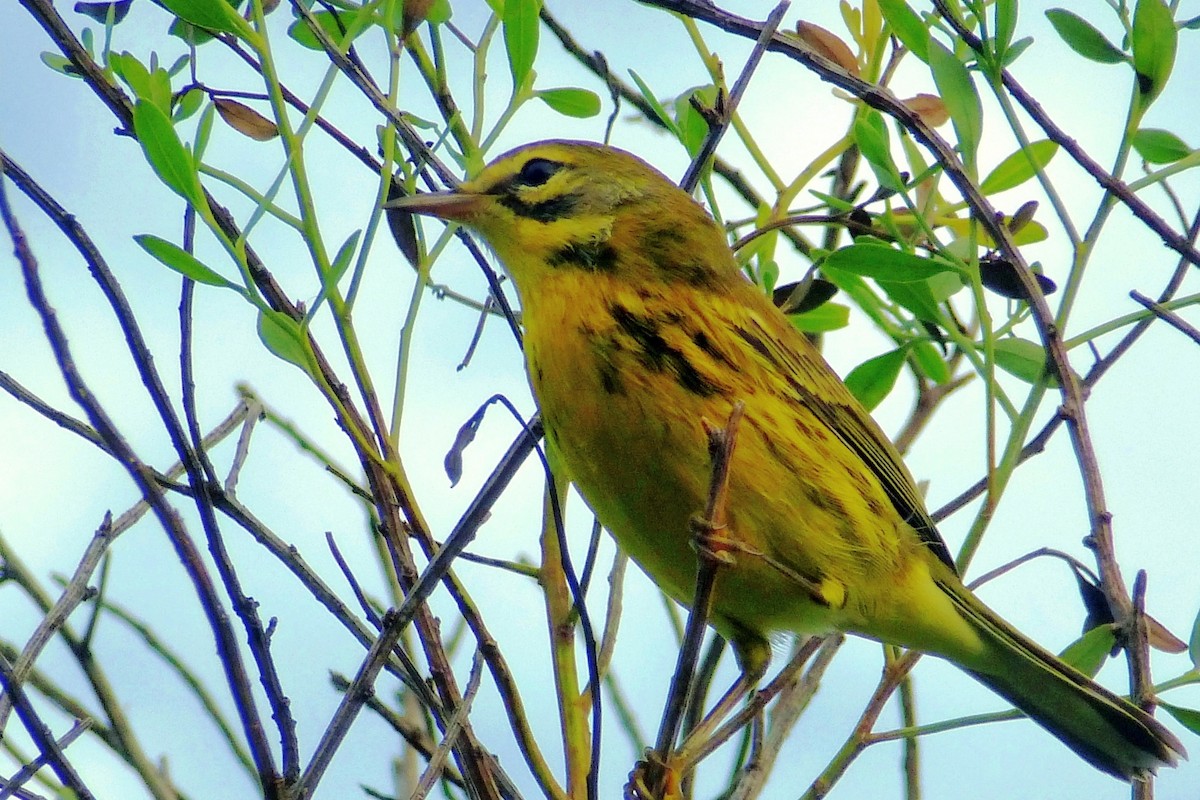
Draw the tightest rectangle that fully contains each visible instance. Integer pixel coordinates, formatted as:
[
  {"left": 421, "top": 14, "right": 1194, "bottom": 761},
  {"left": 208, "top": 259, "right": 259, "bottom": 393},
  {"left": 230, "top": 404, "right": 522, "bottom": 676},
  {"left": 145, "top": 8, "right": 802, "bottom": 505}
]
[
  {"left": 0, "top": 718, "right": 91, "bottom": 800},
  {"left": 0, "top": 516, "right": 114, "bottom": 727},
  {"left": 1, "top": 162, "right": 281, "bottom": 797},
  {"left": 292, "top": 610, "right": 408, "bottom": 799},
  {"left": 0, "top": 653, "right": 95, "bottom": 800},
  {"left": 411, "top": 650, "right": 485, "bottom": 800},
  {"left": 1130, "top": 292, "right": 1200, "bottom": 346},
  {"left": 678, "top": 2, "right": 790, "bottom": 193},
  {"left": 644, "top": 403, "right": 746, "bottom": 795}
]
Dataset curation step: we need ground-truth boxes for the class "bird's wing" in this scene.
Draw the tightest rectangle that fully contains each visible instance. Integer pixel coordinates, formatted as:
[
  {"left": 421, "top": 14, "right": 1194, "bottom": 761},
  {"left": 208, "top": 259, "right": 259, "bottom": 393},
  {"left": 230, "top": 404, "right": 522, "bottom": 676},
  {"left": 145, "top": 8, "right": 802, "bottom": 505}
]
[{"left": 731, "top": 301, "right": 958, "bottom": 573}]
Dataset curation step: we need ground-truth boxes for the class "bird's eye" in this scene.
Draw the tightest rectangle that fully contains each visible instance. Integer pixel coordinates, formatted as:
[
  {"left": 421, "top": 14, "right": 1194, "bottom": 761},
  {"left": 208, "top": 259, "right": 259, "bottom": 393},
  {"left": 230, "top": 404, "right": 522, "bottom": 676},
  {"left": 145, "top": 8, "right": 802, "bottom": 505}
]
[{"left": 516, "top": 158, "right": 562, "bottom": 187}]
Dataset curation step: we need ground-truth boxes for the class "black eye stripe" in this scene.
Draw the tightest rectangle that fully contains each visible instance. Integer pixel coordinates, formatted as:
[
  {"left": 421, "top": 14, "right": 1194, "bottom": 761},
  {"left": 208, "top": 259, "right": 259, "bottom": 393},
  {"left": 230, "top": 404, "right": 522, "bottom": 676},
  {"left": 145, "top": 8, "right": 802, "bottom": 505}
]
[{"left": 516, "top": 158, "right": 562, "bottom": 187}]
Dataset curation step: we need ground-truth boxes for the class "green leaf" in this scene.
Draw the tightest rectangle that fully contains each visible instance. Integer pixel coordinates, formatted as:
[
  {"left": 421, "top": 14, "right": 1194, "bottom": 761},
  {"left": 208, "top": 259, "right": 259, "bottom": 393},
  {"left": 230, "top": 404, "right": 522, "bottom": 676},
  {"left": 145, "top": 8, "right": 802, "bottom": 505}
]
[
  {"left": 788, "top": 302, "right": 850, "bottom": 333},
  {"left": 109, "top": 52, "right": 173, "bottom": 114},
  {"left": 166, "top": 53, "right": 191, "bottom": 78},
  {"left": 40, "top": 52, "right": 77, "bottom": 76},
  {"left": 168, "top": 19, "right": 216, "bottom": 46},
  {"left": 880, "top": 280, "right": 944, "bottom": 324},
  {"left": 536, "top": 87, "right": 601, "bottom": 118},
  {"left": 413, "top": 0, "right": 452, "bottom": 25},
  {"left": 257, "top": 310, "right": 314, "bottom": 375},
  {"left": 135, "top": 234, "right": 239, "bottom": 290},
  {"left": 1058, "top": 625, "right": 1116, "bottom": 677},
  {"left": 878, "top": 0, "right": 929, "bottom": 62},
  {"left": 1132, "top": 0, "right": 1177, "bottom": 104},
  {"left": 824, "top": 243, "right": 958, "bottom": 282},
  {"left": 132, "top": 100, "right": 205, "bottom": 208},
  {"left": 158, "top": 0, "right": 252, "bottom": 38},
  {"left": 993, "top": 336, "right": 1053, "bottom": 385},
  {"left": 912, "top": 339, "right": 951, "bottom": 384},
  {"left": 1045, "top": 9, "right": 1127, "bottom": 64},
  {"left": 1161, "top": 703, "right": 1200, "bottom": 736},
  {"left": 1132, "top": 128, "right": 1192, "bottom": 164},
  {"left": 854, "top": 111, "right": 904, "bottom": 192},
  {"left": 845, "top": 348, "right": 908, "bottom": 411},
  {"left": 628, "top": 70, "right": 680, "bottom": 136},
  {"left": 174, "top": 87, "right": 206, "bottom": 122},
  {"left": 980, "top": 140, "right": 1059, "bottom": 195},
  {"left": 312, "top": 229, "right": 361, "bottom": 313},
  {"left": 928, "top": 40, "right": 982, "bottom": 166},
  {"left": 676, "top": 86, "right": 718, "bottom": 156},
  {"left": 1001, "top": 36, "right": 1034, "bottom": 67},
  {"left": 994, "top": 0, "right": 1017, "bottom": 56},
  {"left": 1188, "top": 606, "right": 1200, "bottom": 669},
  {"left": 288, "top": 11, "right": 366, "bottom": 50},
  {"left": 504, "top": 0, "right": 542, "bottom": 90},
  {"left": 194, "top": 101, "right": 217, "bottom": 161},
  {"left": 110, "top": 52, "right": 151, "bottom": 100}
]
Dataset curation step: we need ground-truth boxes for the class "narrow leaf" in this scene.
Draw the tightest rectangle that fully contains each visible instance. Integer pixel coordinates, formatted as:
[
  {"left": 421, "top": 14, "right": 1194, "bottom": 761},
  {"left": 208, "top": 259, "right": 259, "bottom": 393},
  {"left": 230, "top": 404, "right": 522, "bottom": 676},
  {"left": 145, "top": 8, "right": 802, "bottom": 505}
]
[
  {"left": 928, "top": 40, "right": 982, "bottom": 166},
  {"left": 1058, "top": 625, "right": 1116, "bottom": 677},
  {"left": 173, "top": 87, "right": 206, "bottom": 122},
  {"left": 536, "top": 87, "right": 601, "bottom": 118},
  {"left": 788, "top": 302, "right": 850, "bottom": 333},
  {"left": 878, "top": 0, "right": 929, "bottom": 62},
  {"left": 257, "top": 310, "right": 314, "bottom": 375},
  {"left": 1132, "top": 128, "right": 1192, "bottom": 164},
  {"left": 912, "top": 339, "right": 951, "bottom": 384},
  {"left": 136, "top": 234, "right": 238, "bottom": 290},
  {"left": 994, "top": 336, "right": 1053, "bottom": 385},
  {"left": 325, "top": 230, "right": 360, "bottom": 288},
  {"left": 994, "top": 0, "right": 1017, "bottom": 55},
  {"left": 1189, "top": 606, "right": 1200, "bottom": 669},
  {"left": 40, "top": 52, "right": 78, "bottom": 76},
  {"left": 980, "top": 140, "right": 1059, "bottom": 195},
  {"left": 1045, "top": 9, "right": 1127, "bottom": 64},
  {"left": 158, "top": 0, "right": 251, "bottom": 38},
  {"left": 628, "top": 70, "right": 680, "bottom": 136},
  {"left": 845, "top": 348, "right": 908, "bottom": 411},
  {"left": 854, "top": 111, "right": 904, "bottom": 192},
  {"left": 504, "top": 0, "right": 542, "bottom": 89},
  {"left": 1161, "top": 703, "right": 1200, "bottom": 736},
  {"left": 824, "top": 243, "right": 957, "bottom": 282},
  {"left": 288, "top": 11, "right": 365, "bottom": 50},
  {"left": 1131, "top": 0, "right": 1177, "bottom": 104},
  {"left": 132, "top": 100, "right": 205, "bottom": 208}
]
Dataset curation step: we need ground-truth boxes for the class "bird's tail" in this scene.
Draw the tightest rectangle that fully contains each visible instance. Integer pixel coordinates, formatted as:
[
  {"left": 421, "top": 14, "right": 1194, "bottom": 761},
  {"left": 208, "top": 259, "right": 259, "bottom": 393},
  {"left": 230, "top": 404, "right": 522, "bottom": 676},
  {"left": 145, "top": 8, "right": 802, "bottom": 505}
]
[{"left": 939, "top": 578, "right": 1186, "bottom": 780}]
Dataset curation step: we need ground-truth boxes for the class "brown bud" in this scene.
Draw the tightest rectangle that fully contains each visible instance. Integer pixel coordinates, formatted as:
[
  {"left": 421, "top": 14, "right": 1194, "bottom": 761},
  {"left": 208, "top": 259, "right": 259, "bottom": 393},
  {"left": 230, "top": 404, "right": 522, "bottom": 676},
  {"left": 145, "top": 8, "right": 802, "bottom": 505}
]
[
  {"left": 213, "top": 98, "right": 279, "bottom": 141},
  {"left": 903, "top": 93, "right": 949, "bottom": 128},
  {"left": 402, "top": 0, "right": 437, "bottom": 37},
  {"left": 1008, "top": 200, "right": 1039, "bottom": 234},
  {"left": 795, "top": 21, "right": 859, "bottom": 76}
]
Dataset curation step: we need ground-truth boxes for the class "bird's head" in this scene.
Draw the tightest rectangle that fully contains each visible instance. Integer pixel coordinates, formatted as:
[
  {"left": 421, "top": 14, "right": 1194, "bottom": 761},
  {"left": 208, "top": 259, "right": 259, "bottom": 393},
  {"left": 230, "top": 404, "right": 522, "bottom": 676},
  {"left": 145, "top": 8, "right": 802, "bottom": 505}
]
[{"left": 387, "top": 140, "right": 735, "bottom": 288}]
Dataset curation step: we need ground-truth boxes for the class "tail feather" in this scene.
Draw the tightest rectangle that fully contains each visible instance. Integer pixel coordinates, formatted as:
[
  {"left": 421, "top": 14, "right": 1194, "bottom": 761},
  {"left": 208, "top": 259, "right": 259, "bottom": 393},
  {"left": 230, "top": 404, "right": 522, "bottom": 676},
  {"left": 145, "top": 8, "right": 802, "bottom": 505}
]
[{"left": 939, "top": 579, "right": 1185, "bottom": 780}]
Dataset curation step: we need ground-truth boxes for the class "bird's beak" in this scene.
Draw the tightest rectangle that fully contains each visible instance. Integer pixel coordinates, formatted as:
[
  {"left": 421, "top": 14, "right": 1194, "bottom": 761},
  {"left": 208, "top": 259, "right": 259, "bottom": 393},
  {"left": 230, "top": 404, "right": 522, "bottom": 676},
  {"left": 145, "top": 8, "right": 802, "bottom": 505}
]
[{"left": 384, "top": 190, "right": 484, "bottom": 222}]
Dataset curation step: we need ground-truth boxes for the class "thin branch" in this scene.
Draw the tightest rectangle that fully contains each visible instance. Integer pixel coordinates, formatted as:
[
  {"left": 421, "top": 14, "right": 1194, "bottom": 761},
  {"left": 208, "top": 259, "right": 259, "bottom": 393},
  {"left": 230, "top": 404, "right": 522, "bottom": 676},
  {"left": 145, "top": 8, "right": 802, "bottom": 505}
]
[
  {"left": 678, "top": 2, "right": 790, "bottom": 193},
  {"left": 645, "top": 403, "right": 746, "bottom": 795},
  {"left": 292, "top": 611, "right": 409, "bottom": 799},
  {"left": 0, "top": 653, "right": 95, "bottom": 800},
  {"left": 0, "top": 160, "right": 281, "bottom": 797},
  {"left": 0, "top": 516, "right": 113, "bottom": 727},
  {"left": 1130, "top": 291, "right": 1200, "bottom": 346},
  {"left": 0, "top": 718, "right": 91, "bottom": 800}
]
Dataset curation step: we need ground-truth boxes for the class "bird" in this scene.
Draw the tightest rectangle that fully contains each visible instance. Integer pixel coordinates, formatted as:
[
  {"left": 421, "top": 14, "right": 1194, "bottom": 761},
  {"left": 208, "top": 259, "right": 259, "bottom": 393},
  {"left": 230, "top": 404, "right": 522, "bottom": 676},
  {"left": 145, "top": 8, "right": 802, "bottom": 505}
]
[{"left": 386, "top": 139, "right": 1185, "bottom": 780}]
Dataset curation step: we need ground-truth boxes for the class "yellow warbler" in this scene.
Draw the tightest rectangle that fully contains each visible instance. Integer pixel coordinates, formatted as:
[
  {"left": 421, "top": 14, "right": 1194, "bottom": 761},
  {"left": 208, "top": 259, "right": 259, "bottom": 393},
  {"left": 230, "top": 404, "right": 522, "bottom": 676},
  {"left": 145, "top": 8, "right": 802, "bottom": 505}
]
[{"left": 388, "top": 140, "right": 1184, "bottom": 779}]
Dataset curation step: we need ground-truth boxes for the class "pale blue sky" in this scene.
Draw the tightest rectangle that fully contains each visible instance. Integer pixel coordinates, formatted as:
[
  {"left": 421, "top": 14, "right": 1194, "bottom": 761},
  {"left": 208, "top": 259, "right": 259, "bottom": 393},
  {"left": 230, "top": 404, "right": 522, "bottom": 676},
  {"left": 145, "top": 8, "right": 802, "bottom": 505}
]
[{"left": 2, "top": 2, "right": 1199, "bottom": 799}]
